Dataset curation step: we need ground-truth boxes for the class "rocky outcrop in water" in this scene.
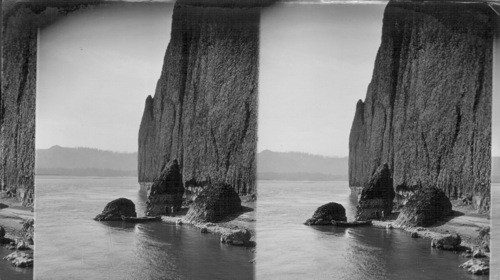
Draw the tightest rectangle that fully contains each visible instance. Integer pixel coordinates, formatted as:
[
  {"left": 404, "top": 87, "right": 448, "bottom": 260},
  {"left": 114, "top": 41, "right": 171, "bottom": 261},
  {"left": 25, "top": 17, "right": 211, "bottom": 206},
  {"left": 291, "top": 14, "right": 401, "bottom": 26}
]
[
  {"left": 184, "top": 183, "right": 241, "bottom": 223},
  {"left": 138, "top": 0, "right": 269, "bottom": 195},
  {"left": 305, "top": 202, "right": 347, "bottom": 225},
  {"left": 146, "top": 160, "right": 184, "bottom": 216},
  {"left": 356, "top": 164, "right": 395, "bottom": 221},
  {"left": 460, "top": 259, "right": 489, "bottom": 275},
  {"left": 348, "top": 1, "right": 493, "bottom": 213},
  {"left": 220, "top": 229, "right": 252, "bottom": 247},
  {"left": 3, "top": 251, "right": 33, "bottom": 268},
  {"left": 395, "top": 187, "right": 452, "bottom": 227},
  {"left": 94, "top": 198, "right": 137, "bottom": 221}
]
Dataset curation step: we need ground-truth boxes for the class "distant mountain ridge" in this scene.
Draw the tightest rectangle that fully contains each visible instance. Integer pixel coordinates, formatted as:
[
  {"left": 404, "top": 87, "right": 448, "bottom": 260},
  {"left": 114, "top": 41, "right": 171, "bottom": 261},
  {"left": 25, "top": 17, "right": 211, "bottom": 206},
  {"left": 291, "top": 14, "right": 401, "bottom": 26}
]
[
  {"left": 36, "top": 146, "right": 137, "bottom": 177},
  {"left": 257, "top": 150, "right": 348, "bottom": 181},
  {"left": 258, "top": 150, "right": 500, "bottom": 182}
]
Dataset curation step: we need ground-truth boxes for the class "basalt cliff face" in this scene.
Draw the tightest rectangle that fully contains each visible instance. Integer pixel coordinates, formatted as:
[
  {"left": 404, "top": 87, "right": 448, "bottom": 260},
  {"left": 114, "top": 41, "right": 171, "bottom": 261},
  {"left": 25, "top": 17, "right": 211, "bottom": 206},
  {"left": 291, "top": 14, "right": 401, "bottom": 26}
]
[
  {"left": 139, "top": 0, "right": 268, "bottom": 195},
  {"left": 1, "top": 1, "right": 104, "bottom": 206},
  {"left": 349, "top": 2, "right": 493, "bottom": 212},
  {"left": 1, "top": 4, "right": 38, "bottom": 206}
]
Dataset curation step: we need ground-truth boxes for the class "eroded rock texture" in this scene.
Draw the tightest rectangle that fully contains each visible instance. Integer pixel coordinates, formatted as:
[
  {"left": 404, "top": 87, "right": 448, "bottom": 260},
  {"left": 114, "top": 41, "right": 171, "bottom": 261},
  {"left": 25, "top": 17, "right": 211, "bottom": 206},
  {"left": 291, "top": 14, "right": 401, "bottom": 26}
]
[
  {"left": 304, "top": 202, "right": 347, "bottom": 225},
  {"left": 184, "top": 183, "right": 241, "bottom": 223},
  {"left": 356, "top": 164, "right": 395, "bottom": 221},
  {"left": 395, "top": 186, "right": 452, "bottom": 227},
  {"left": 348, "top": 2, "right": 493, "bottom": 212},
  {"left": 1, "top": 4, "right": 37, "bottom": 206},
  {"left": 138, "top": 0, "right": 264, "bottom": 195},
  {"left": 1, "top": 0, "right": 105, "bottom": 206},
  {"left": 94, "top": 198, "right": 137, "bottom": 221},
  {"left": 146, "top": 159, "right": 184, "bottom": 216}
]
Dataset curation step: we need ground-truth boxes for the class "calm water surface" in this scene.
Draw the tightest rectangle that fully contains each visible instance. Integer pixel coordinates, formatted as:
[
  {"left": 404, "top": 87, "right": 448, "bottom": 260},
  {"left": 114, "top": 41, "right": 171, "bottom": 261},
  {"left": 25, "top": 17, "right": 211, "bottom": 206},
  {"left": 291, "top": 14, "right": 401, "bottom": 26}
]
[
  {"left": 256, "top": 181, "right": 491, "bottom": 280},
  {"left": 34, "top": 176, "right": 254, "bottom": 280}
]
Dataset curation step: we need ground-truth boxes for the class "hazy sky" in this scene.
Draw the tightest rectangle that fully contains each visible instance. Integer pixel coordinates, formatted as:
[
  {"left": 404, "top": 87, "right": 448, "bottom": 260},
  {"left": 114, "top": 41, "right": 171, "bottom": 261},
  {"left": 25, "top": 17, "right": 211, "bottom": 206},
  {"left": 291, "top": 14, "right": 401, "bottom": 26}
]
[
  {"left": 259, "top": 3, "right": 386, "bottom": 156},
  {"left": 37, "top": 3, "right": 173, "bottom": 152}
]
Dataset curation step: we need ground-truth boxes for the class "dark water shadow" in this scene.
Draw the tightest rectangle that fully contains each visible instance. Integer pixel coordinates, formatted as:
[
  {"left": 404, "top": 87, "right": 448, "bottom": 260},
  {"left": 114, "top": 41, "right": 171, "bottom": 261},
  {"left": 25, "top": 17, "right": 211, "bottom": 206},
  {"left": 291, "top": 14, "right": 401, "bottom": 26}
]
[
  {"left": 99, "top": 220, "right": 137, "bottom": 231},
  {"left": 216, "top": 206, "right": 254, "bottom": 223},
  {"left": 307, "top": 224, "right": 349, "bottom": 236}
]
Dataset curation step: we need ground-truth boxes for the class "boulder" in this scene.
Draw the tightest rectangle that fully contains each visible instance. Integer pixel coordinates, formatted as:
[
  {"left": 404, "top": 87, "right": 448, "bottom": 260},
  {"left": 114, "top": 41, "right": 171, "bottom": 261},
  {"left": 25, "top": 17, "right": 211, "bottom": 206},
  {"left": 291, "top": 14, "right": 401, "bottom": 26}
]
[
  {"left": 146, "top": 160, "right": 184, "bottom": 216},
  {"left": 94, "top": 198, "right": 136, "bottom": 221},
  {"left": 3, "top": 251, "right": 33, "bottom": 268},
  {"left": 411, "top": 232, "right": 419, "bottom": 238},
  {"left": 431, "top": 233, "right": 461, "bottom": 250},
  {"left": 395, "top": 187, "right": 452, "bottom": 227},
  {"left": 356, "top": 164, "right": 395, "bottom": 221},
  {"left": 460, "top": 259, "right": 489, "bottom": 275},
  {"left": 184, "top": 183, "right": 241, "bottom": 223},
  {"left": 305, "top": 202, "right": 347, "bottom": 225},
  {"left": 220, "top": 229, "right": 251, "bottom": 246},
  {"left": 200, "top": 227, "right": 208, "bottom": 234},
  {"left": 0, "top": 226, "right": 5, "bottom": 239}
]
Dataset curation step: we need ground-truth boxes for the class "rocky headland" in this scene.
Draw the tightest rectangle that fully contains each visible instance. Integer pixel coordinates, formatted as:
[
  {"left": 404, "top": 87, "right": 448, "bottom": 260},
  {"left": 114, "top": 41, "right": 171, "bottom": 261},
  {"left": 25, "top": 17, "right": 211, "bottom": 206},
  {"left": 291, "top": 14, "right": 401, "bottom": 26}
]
[
  {"left": 137, "top": 0, "right": 276, "bottom": 196},
  {"left": 348, "top": 1, "right": 493, "bottom": 213},
  {"left": 344, "top": 1, "right": 494, "bottom": 276}
]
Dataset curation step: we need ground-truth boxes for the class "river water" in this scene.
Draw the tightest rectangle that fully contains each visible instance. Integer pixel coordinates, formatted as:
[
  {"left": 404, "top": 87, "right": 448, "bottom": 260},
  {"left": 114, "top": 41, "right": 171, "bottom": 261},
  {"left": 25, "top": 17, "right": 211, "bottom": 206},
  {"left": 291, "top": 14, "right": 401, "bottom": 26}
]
[
  {"left": 34, "top": 176, "right": 254, "bottom": 280},
  {"left": 256, "top": 180, "right": 490, "bottom": 280}
]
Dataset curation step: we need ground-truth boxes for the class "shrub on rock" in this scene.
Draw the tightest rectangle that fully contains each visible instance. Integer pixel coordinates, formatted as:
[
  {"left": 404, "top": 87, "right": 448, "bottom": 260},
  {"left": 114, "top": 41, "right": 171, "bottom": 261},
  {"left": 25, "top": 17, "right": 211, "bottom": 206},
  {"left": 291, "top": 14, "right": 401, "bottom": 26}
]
[
  {"left": 431, "top": 233, "right": 461, "bottom": 250},
  {"left": 184, "top": 183, "right": 241, "bottom": 223},
  {"left": 356, "top": 164, "right": 395, "bottom": 221},
  {"left": 395, "top": 187, "right": 452, "bottom": 227},
  {"left": 305, "top": 202, "right": 347, "bottom": 225},
  {"left": 94, "top": 198, "right": 137, "bottom": 221}
]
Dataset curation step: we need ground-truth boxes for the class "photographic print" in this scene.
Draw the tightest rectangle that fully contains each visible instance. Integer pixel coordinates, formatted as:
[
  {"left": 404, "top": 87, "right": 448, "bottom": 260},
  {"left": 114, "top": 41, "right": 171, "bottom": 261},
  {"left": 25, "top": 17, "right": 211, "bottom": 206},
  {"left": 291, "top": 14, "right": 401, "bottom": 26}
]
[
  {"left": 0, "top": 0, "right": 498, "bottom": 279},
  {"left": 256, "top": 1, "right": 496, "bottom": 279}
]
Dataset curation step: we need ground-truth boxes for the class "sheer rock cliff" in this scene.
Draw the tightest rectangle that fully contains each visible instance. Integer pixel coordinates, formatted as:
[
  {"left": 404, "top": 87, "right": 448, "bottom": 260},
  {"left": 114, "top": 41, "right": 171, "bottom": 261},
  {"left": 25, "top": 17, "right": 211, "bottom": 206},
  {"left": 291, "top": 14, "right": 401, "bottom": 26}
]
[
  {"left": 348, "top": 2, "right": 493, "bottom": 212},
  {"left": 138, "top": 0, "right": 269, "bottom": 195}
]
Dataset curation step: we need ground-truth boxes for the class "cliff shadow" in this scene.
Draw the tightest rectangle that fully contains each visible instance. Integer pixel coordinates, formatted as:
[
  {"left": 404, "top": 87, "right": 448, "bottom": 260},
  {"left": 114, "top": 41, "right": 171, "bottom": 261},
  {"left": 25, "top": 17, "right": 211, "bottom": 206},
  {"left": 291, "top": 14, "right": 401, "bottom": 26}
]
[
  {"left": 215, "top": 205, "right": 254, "bottom": 223},
  {"left": 426, "top": 210, "right": 465, "bottom": 228}
]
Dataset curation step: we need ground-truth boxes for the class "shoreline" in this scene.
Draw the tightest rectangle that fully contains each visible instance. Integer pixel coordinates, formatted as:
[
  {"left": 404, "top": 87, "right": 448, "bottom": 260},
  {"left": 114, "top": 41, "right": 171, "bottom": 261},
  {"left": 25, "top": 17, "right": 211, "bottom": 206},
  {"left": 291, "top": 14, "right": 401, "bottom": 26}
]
[
  {"left": 0, "top": 197, "right": 33, "bottom": 242},
  {"left": 0, "top": 196, "right": 34, "bottom": 270},
  {"left": 161, "top": 199, "right": 256, "bottom": 247},
  {"left": 374, "top": 200, "right": 489, "bottom": 248}
]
